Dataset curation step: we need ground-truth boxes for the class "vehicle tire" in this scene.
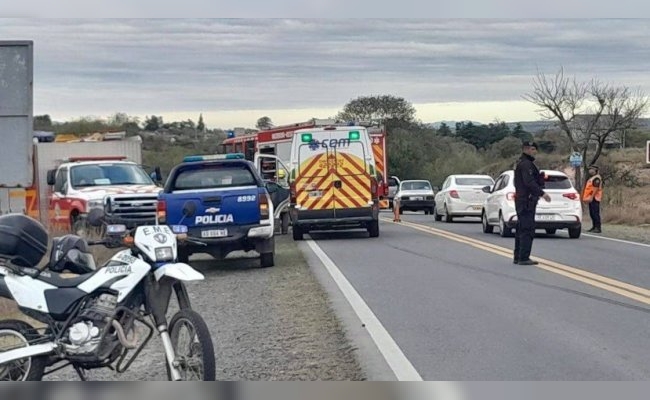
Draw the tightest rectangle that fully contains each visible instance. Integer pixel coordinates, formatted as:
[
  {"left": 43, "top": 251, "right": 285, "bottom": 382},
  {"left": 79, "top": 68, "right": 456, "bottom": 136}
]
[
  {"left": 177, "top": 248, "right": 190, "bottom": 263},
  {"left": 260, "top": 252, "right": 274, "bottom": 268},
  {"left": 280, "top": 212, "right": 290, "bottom": 235},
  {"left": 424, "top": 209, "right": 430, "bottom": 215},
  {"left": 429, "top": 207, "right": 435, "bottom": 215},
  {"left": 482, "top": 212, "right": 494, "bottom": 234},
  {"left": 433, "top": 206, "right": 442, "bottom": 221},
  {"left": 499, "top": 213, "right": 513, "bottom": 237},
  {"left": 368, "top": 220, "right": 379, "bottom": 238},
  {"left": 166, "top": 309, "right": 216, "bottom": 381},
  {"left": 545, "top": 228, "right": 557, "bottom": 235},
  {"left": 444, "top": 205, "right": 453, "bottom": 223},
  {"left": 292, "top": 225, "right": 304, "bottom": 241},
  {"left": 0, "top": 320, "right": 47, "bottom": 381},
  {"left": 568, "top": 226, "right": 581, "bottom": 239}
]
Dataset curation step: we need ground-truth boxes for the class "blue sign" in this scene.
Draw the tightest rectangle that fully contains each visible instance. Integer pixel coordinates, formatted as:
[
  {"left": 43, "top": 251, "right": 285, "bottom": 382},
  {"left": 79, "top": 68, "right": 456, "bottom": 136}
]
[{"left": 569, "top": 152, "right": 583, "bottom": 167}]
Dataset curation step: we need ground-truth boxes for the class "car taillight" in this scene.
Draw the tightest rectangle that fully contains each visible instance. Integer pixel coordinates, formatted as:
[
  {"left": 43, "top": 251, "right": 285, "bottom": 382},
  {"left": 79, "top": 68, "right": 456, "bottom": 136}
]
[
  {"left": 506, "top": 192, "right": 516, "bottom": 201},
  {"left": 259, "top": 194, "right": 270, "bottom": 219},
  {"left": 563, "top": 192, "right": 579, "bottom": 200},
  {"left": 370, "top": 177, "right": 378, "bottom": 196},
  {"left": 449, "top": 190, "right": 459, "bottom": 199},
  {"left": 156, "top": 200, "right": 167, "bottom": 223}
]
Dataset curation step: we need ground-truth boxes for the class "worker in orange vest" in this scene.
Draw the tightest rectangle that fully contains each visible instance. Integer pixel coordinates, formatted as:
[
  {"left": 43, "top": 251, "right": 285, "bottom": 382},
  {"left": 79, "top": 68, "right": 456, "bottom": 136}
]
[{"left": 582, "top": 165, "right": 603, "bottom": 233}]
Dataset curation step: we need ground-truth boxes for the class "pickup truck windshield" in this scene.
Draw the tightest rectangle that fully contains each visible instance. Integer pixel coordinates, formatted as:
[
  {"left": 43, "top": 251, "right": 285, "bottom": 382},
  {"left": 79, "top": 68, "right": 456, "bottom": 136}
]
[
  {"left": 172, "top": 165, "right": 257, "bottom": 190},
  {"left": 70, "top": 163, "right": 154, "bottom": 188}
]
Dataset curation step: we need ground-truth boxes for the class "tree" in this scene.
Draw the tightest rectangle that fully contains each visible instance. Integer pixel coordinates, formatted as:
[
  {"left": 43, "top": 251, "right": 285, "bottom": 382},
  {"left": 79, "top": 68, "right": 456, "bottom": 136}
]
[
  {"left": 337, "top": 95, "right": 417, "bottom": 131},
  {"left": 197, "top": 114, "right": 205, "bottom": 132},
  {"left": 34, "top": 114, "right": 53, "bottom": 130},
  {"left": 144, "top": 115, "right": 163, "bottom": 131},
  {"left": 523, "top": 67, "right": 649, "bottom": 189},
  {"left": 256, "top": 116, "right": 273, "bottom": 130},
  {"left": 437, "top": 122, "right": 453, "bottom": 136}
]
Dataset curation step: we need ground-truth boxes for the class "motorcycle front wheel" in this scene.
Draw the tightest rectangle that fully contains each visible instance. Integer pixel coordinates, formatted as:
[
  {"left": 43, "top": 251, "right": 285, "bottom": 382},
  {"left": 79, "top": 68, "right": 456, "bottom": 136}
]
[{"left": 166, "top": 309, "right": 215, "bottom": 381}]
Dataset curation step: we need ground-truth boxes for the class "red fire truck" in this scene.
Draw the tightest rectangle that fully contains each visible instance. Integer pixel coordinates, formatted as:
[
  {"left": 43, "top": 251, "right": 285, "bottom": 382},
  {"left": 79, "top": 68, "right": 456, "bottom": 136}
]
[{"left": 220, "top": 119, "right": 390, "bottom": 208}]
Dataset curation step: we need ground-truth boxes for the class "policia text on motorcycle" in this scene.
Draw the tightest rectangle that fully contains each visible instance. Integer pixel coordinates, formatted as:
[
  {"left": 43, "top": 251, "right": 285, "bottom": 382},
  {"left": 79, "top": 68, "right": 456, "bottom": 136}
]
[{"left": 513, "top": 141, "right": 551, "bottom": 266}]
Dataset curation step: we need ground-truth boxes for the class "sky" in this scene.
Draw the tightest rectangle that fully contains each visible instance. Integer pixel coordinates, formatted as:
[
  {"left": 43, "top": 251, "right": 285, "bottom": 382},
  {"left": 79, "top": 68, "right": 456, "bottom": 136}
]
[{"left": 2, "top": 17, "right": 650, "bottom": 130}]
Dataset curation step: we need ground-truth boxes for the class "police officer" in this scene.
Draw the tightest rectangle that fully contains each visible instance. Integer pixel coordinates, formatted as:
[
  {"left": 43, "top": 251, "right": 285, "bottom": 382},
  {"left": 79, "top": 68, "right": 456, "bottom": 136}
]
[
  {"left": 582, "top": 164, "right": 603, "bottom": 233},
  {"left": 513, "top": 141, "right": 551, "bottom": 265}
]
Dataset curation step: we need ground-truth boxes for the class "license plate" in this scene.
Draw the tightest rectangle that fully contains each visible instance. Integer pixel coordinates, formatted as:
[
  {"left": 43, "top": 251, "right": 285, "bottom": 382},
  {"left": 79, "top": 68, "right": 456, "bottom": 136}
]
[
  {"left": 536, "top": 215, "right": 554, "bottom": 221},
  {"left": 201, "top": 229, "right": 228, "bottom": 238},
  {"left": 412, "top": 196, "right": 423, "bottom": 200},
  {"left": 472, "top": 205, "right": 482, "bottom": 210}
]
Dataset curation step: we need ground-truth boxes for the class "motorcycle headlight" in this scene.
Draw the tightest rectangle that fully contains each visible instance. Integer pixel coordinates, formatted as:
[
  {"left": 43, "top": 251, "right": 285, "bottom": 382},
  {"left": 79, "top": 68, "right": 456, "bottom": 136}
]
[{"left": 154, "top": 247, "right": 174, "bottom": 262}]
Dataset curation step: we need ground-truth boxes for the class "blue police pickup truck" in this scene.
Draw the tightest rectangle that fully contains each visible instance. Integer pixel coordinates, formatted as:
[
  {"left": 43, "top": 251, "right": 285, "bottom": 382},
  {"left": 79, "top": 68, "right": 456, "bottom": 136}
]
[{"left": 158, "top": 153, "right": 276, "bottom": 268}]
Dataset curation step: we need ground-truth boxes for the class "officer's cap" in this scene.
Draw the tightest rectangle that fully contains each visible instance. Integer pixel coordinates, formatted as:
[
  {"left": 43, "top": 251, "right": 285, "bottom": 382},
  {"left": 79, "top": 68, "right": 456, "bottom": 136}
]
[{"left": 522, "top": 141, "right": 538, "bottom": 149}]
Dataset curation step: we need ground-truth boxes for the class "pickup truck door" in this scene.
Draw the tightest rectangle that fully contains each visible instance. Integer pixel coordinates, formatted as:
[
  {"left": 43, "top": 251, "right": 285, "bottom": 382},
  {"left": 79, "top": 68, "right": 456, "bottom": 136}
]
[{"left": 253, "top": 154, "right": 291, "bottom": 218}]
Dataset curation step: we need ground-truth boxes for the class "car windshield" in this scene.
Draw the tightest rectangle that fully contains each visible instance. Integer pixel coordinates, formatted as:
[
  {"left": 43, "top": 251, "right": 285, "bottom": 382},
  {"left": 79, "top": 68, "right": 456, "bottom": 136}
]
[
  {"left": 173, "top": 165, "right": 257, "bottom": 190},
  {"left": 401, "top": 181, "right": 431, "bottom": 190},
  {"left": 70, "top": 163, "right": 154, "bottom": 188},
  {"left": 543, "top": 175, "right": 572, "bottom": 189},
  {"left": 455, "top": 177, "right": 494, "bottom": 186}
]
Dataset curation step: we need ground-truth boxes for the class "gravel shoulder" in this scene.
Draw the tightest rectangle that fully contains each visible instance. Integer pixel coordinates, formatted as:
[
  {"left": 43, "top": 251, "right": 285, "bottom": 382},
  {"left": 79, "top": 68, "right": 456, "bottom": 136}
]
[{"left": 2, "top": 234, "right": 365, "bottom": 380}]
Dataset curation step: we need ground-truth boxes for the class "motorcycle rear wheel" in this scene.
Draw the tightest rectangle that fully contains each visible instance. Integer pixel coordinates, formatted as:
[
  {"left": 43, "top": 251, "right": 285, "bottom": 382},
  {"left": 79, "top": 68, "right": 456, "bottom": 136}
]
[{"left": 0, "top": 320, "right": 47, "bottom": 381}]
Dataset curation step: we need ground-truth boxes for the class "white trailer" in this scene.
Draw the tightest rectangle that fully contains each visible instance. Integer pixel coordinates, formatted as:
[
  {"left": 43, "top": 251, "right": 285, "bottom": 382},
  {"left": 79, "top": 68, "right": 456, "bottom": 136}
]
[{"left": 0, "top": 40, "right": 33, "bottom": 215}]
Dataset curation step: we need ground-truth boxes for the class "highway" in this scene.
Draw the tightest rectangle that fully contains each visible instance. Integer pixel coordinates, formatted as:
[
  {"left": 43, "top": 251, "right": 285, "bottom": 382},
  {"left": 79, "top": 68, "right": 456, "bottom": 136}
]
[{"left": 300, "top": 211, "right": 650, "bottom": 380}]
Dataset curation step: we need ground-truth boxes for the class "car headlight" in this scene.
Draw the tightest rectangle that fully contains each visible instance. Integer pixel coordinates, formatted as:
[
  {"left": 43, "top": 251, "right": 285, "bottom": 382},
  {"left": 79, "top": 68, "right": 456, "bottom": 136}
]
[
  {"left": 87, "top": 200, "right": 104, "bottom": 209},
  {"left": 154, "top": 247, "right": 174, "bottom": 262}
]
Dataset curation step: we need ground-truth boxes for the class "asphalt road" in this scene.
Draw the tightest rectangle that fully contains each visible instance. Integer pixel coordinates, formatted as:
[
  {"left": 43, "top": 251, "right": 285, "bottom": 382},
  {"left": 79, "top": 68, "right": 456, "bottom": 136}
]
[{"left": 301, "top": 210, "right": 650, "bottom": 380}]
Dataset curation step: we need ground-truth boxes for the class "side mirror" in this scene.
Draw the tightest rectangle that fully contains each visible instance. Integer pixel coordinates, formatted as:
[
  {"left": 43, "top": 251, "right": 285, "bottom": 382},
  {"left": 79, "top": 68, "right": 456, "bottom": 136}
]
[
  {"left": 481, "top": 185, "right": 492, "bottom": 194},
  {"left": 87, "top": 208, "right": 105, "bottom": 227},
  {"left": 47, "top": 169, "right": 56, "bottom": 186},
  {"left": 182, "top": 201, "right": 197, "bottom": 218}
]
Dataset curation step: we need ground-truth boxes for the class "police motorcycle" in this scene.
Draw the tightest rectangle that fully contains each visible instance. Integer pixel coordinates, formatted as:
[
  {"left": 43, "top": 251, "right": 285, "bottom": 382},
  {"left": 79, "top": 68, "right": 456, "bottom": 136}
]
[{"left": 0, "top": 209, "right": 215, "bottom": 381}]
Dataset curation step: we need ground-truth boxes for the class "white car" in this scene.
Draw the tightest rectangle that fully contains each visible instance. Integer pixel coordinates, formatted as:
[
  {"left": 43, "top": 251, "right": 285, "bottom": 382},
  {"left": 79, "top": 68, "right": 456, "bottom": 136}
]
[
  {"left": 481, "top": 169, "right": 582, "bottom": 238},
  {"left": 395, "top": 179, "right": 436, "bottom": 214},
  {"left": 433, "top": 174, "right": 495, "bottom": 222}
]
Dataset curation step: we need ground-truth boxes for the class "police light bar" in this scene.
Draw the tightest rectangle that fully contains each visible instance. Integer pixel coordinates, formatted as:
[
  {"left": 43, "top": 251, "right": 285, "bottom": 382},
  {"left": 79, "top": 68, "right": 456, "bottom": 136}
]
[{"left": 183, "top": 153, "right": 245, "bottom": 162}]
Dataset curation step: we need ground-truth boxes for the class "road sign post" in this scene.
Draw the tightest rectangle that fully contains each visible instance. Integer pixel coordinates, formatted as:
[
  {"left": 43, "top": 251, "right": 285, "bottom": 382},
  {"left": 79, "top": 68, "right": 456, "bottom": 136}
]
[{"left": 569, "top": 152, "right": 583, "bottom": 168}]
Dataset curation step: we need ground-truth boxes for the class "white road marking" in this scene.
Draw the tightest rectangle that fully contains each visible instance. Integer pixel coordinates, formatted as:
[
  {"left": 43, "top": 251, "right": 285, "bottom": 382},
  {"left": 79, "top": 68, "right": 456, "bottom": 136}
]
[
  {"left": 582, "top": 233, "right": 650, "bottom": 248},
  {"left": 305, "top": 238, "right": 423, "bottom": 381}
]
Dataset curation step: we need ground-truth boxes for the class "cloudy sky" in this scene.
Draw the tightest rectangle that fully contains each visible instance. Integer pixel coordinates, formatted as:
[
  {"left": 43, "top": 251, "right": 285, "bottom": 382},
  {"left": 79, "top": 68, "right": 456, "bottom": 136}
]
[{"left": 2, "top": 18, "right": 650, "bottom": 129}]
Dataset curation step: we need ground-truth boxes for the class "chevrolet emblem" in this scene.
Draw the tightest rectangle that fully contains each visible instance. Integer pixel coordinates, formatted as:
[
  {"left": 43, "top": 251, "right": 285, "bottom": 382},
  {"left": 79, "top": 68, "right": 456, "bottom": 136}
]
[{"left": 205, "top": 207, "right": 220, "bottom": 214}]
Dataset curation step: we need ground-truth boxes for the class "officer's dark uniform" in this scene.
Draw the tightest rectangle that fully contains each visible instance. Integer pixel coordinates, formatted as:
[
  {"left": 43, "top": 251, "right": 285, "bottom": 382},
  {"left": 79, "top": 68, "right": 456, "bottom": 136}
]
[{"left": 513, "top": 142, "right": 546, "bottom": 265}]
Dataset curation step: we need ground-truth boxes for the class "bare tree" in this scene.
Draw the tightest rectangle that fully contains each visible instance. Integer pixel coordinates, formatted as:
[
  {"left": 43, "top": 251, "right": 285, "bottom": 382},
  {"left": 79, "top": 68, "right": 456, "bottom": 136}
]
[{"left": 523, "top": 67, "right": 649, "bottom": 189}]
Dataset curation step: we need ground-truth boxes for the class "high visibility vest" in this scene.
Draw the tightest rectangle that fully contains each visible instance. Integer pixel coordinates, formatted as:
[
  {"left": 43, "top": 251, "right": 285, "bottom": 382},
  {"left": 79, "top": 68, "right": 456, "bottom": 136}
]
[{"left": 582, "top": 174, "right": 603, "bottom": 202}]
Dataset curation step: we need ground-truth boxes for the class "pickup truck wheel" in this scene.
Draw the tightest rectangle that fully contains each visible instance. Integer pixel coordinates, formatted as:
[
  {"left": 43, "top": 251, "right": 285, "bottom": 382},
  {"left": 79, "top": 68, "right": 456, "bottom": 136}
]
[
  {"left": 260, "top": 252, "right": 274, "bottom": 268},
  {"left": 292, "top": 225, "right": 304, "bottom": 241},
  {"left": 281, "top": 212, "right": 290, "bottom": 235}
]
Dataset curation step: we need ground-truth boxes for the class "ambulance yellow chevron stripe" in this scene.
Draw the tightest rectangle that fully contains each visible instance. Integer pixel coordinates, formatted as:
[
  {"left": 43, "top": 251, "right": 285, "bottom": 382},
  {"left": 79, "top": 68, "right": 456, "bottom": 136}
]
[{"left": 295, "top": 152, "right": 372, "bottom": 210}]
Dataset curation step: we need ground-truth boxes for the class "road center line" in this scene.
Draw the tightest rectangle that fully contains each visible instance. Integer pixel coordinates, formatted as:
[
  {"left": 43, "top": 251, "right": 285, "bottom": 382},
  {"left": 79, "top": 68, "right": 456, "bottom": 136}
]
[
  {"left": 382, "top": 217, "right": 650, "bottom": 306},
  {"left": 305, "top": 238, "right": 423, "bottom": 381}
]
